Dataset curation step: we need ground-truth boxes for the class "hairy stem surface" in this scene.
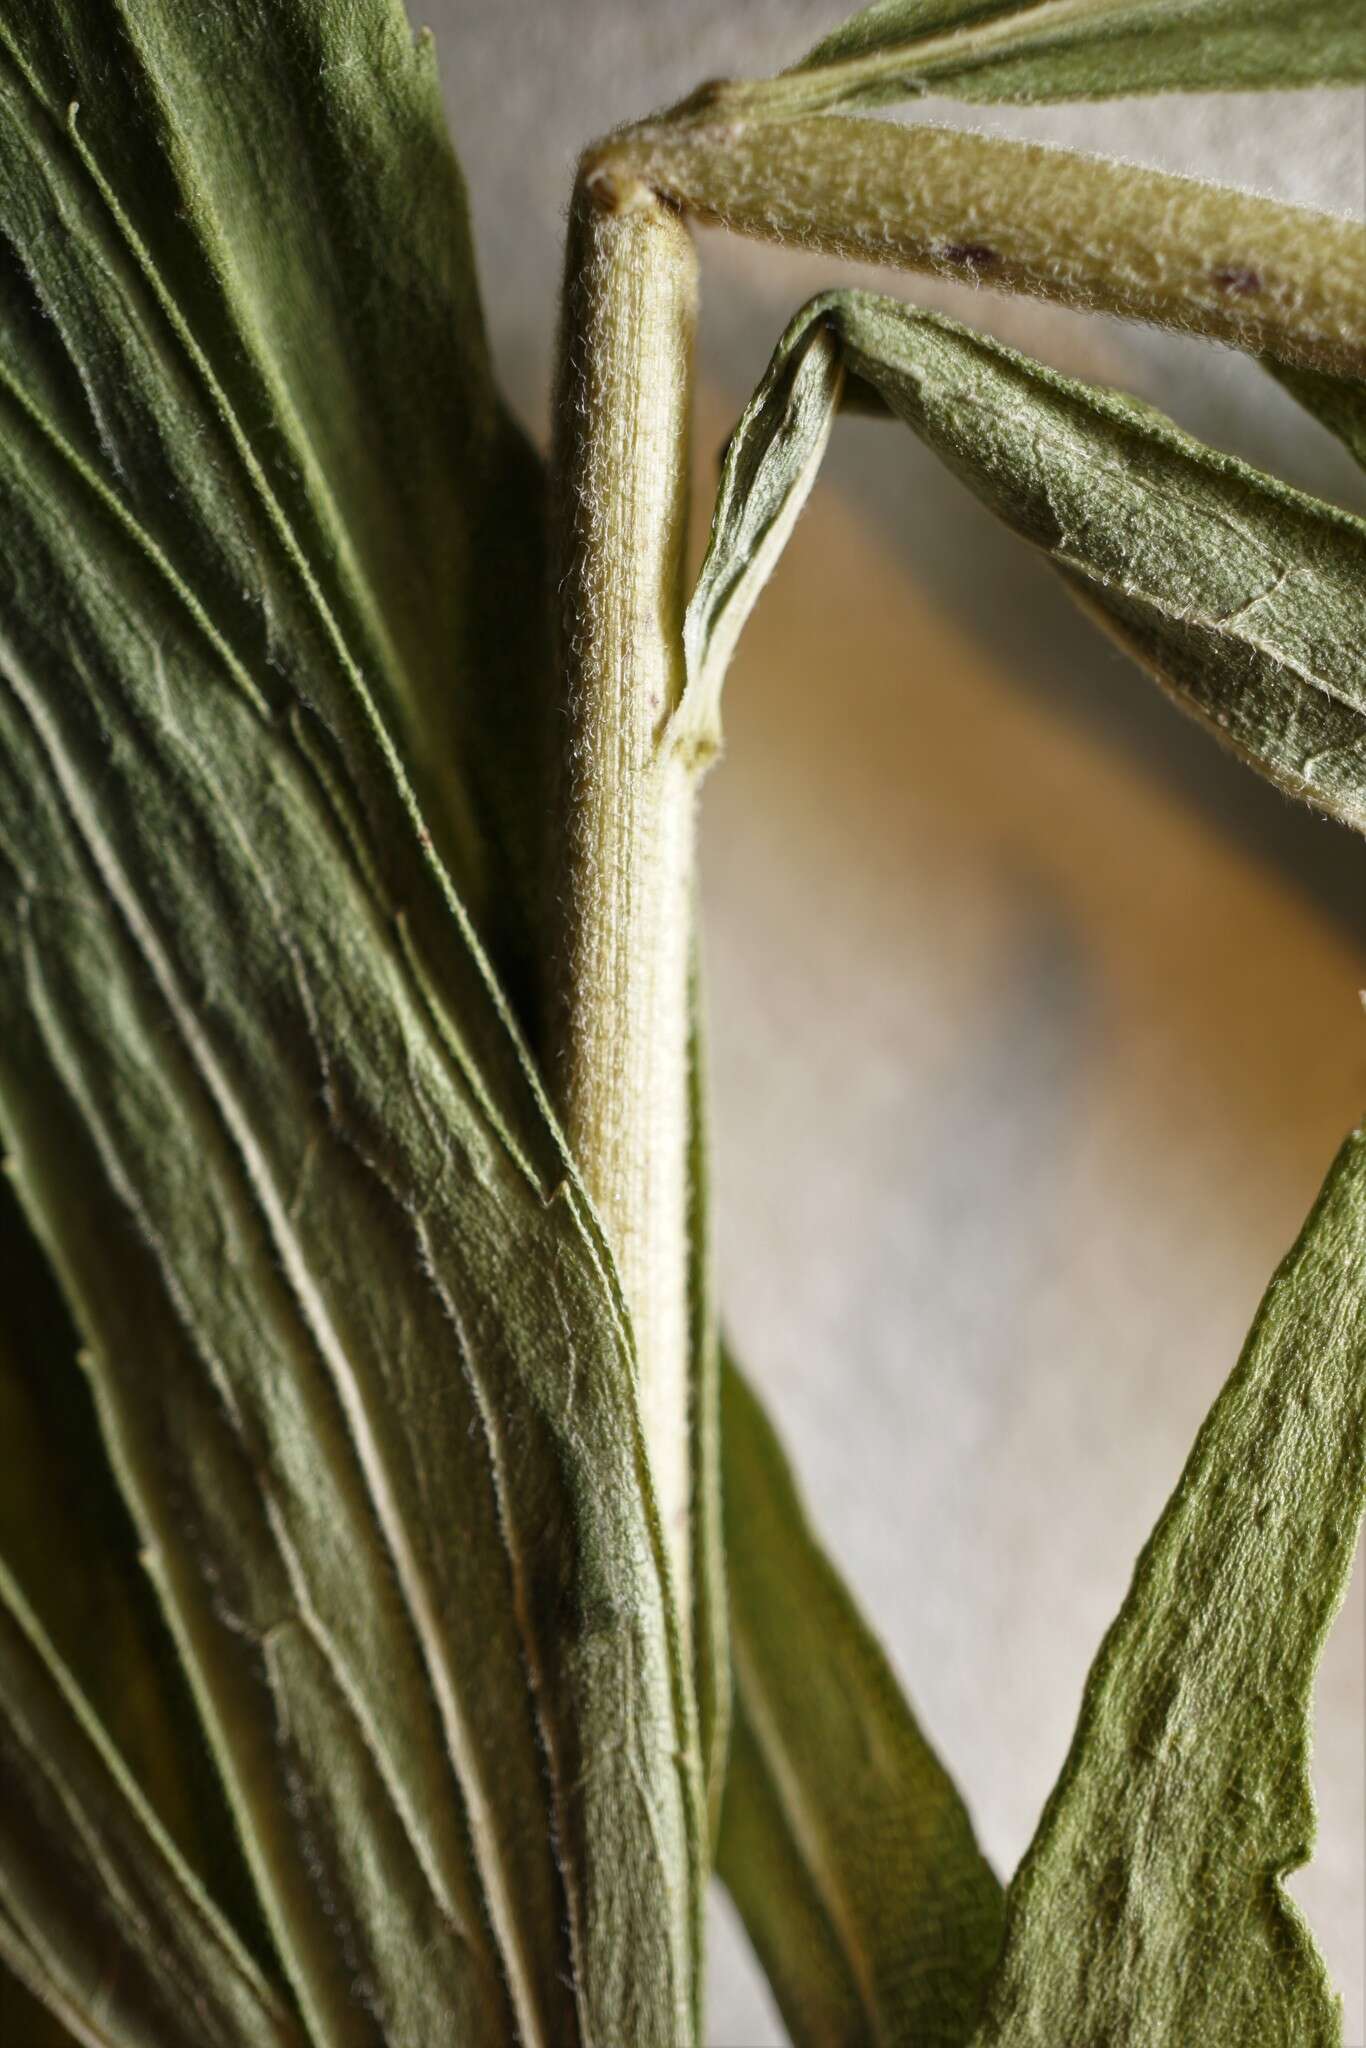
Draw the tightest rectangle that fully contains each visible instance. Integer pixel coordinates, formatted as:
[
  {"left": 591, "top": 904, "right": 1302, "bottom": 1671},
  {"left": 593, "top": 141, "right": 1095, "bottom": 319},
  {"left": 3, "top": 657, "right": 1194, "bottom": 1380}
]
[
  {"left": 550, "top": 170, "right": 700, "bottom": 1605},
  {"left": 594, "top": 117, "right": 1366, "bottom": 374}
]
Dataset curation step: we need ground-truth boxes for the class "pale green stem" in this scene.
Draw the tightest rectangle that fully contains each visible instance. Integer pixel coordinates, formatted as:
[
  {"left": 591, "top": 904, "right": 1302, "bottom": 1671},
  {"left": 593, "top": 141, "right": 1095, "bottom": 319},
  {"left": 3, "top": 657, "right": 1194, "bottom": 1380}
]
[
  {"left": 591, "top": 117, "right": 1366, "bottom": 375},
  {"left": 550, "top": 169, "right": 700, "bottom": 1607}
]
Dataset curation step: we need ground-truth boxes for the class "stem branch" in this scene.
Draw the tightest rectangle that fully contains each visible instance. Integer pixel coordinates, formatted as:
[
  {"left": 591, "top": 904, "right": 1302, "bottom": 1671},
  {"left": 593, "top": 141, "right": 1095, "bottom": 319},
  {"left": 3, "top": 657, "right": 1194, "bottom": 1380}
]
[{"left": 592, "top": 117, "right": 1366, "bottom": 375}]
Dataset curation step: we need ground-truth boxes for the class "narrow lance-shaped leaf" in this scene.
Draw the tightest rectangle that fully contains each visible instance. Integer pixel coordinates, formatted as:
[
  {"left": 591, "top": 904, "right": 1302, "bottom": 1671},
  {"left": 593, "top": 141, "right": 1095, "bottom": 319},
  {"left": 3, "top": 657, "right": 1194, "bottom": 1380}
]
[
  {"left": 685, "top": 956, "right": 731, "bottom": 1847},
  {"left": 683, "top": 325, "right": 843, "bottom": 763},
  {"left": 0, "top": 1198, "right": 178, "bottom": 1832},
  {"left": 674, "top": 291, "right": 1366, "bottom": 838},
  {"left": 0, "top": 1179, "right": 267, "bottom": 2039},
  {"left": 0, "top": 255, "right": 699, "bottom": 2048},
  {"left": 0, "top": 1196, "right": 191, "bottom": 2048},
  {"left": 718, "top": 1352, "right": 1004, "bottom": 2047},
  {"left": 970, "top": 1122, "right": 1366, "bottom": 2045},
  {"left": 0, "top": 1564, "right": 302, "bottom": 2048},
  {"left": 599, "top": 120, "right": 1366, "bottom": 378},
  {"left": 0, "top": 0, "right": 554, "bottom": 1031},
  {"left": 0, "top": 2, "right": 702, "bottom": 2040},
  {"left": 1265, "top": 360, "right": 1366, "bottom": 475},
  {"left": 676, "top": 0, "right": 1366, "bottom": 120}
]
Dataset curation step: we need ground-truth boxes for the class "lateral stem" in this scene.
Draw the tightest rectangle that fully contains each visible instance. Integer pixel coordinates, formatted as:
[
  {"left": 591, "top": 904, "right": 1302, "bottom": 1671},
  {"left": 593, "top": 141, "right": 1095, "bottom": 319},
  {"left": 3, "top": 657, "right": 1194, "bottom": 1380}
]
[{"left": 590, "top": 116, "right": 1366, "bottom": 376}]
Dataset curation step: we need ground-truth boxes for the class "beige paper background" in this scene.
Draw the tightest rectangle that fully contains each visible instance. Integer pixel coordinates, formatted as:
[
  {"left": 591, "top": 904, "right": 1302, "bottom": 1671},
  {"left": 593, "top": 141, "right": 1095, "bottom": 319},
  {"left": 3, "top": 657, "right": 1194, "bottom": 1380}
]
[{"left": 417, "top": 4, "right": 1366, "bottom": 2039}]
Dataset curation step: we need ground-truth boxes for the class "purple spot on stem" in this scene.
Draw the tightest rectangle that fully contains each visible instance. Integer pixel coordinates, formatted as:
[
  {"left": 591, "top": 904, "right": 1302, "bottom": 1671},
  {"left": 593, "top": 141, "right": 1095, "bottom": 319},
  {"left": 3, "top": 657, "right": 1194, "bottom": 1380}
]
[
  {"left": 1211, "top": 265, "right": 1262, "bottom": 296},
  {"left": 939, "top": 242, "right": 999, "bottom": 271}
]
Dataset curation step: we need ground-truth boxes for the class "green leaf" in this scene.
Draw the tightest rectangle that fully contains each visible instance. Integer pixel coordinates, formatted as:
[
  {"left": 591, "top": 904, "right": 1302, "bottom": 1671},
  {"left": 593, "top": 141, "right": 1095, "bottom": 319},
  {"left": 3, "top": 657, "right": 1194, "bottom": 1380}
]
[
  {"left": 0, "top": 1563, "right": 302, "bottom": 2048},
  {"left": 0, "top": 1180, "right": 267, "bottom": 2028},
  {"left": 705, "top": 0, "right": 1366, "bottom": 118},
  {"left": 968, "top": 1124, "right": 1366, "bottom": 2045},
  {"left": 0, "top": 3, "right": 701, "bottom": 2041},
  {"left": 686, "top": 959, "right": 731, "bottom": 1848},
  {"left": 683, "top": 326, "right": 843, "bottom": 765},
  {"left": 718, "top": 1352, "right": 1005, "bottom": 2048},
  {"left": 1266, "top": 361, "right": 1366, "bottom": 474},
  {"left": 0, "top": 1181, "right": 202, "bottom": 2047},
  {"left": 0, "top": 1181, "right": 185, "bottom": 1838},
  {"left": 677, "top": 291, "right": 1366, "bottom": 835},
  {"left": 0, "top": 0, "right": 553, "bottom": 1030}
]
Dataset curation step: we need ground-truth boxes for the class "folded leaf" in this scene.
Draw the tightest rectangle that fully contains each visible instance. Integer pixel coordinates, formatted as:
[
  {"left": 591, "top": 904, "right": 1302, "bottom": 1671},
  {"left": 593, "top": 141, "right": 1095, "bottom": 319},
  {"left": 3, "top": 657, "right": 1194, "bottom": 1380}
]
[
  {"left": 677, "top": 291, "right": 1366, "bottom": 836},
  {"left": 683, "top": 323, "right": 843, "bottom": 763},
  {"left": 718, "top": 1352, "right": 1004, "bottom": 2047},
  {"left": 969, "top": 1123, "right": 1366, "bottom": 2044},
  {"left": 692, "top": 0, "right": 1366, "bottom": 118},
  {"left": 604, "top": 120, "right": 1366, "bottom": 377},
  {"left": 1266, "top": 361, "right": 1366, "bottom": 474},
  {"left": 0, "top": 3, "right": 701, "bottom": 2041},
  {"left": 0, "top": 1564, "right": 302, "bottom": 2048}
]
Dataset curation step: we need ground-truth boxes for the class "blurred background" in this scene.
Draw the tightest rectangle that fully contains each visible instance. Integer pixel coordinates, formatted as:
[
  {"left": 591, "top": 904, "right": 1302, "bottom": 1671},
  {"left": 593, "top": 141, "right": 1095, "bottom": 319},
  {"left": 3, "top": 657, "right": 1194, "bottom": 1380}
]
[{"left": 412, "top": 5, "right": 1366, "bottom": 2040}]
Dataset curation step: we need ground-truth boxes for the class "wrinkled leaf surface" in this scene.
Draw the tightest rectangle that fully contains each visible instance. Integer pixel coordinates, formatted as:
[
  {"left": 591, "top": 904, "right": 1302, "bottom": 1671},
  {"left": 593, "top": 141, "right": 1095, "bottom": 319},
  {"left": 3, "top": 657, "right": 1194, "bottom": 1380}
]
[
  {"left": 0, "top": 1566, "right": 302, "bottom": 2048},
  {"left": 970, "top": 1126, "right": 1366, "bottom": 2044},
  {"left": 0, "top": 3, "right": 700, "bottom": 2041},
  {"left": 679, "top": 291, "right": 1366, "bottom": 836},
  {"left": 773, "top": 0, "right": 1366, "bottom": 114},
  {"left": 718, "top": 1353, "right": 1004, "bottom": 2047}
]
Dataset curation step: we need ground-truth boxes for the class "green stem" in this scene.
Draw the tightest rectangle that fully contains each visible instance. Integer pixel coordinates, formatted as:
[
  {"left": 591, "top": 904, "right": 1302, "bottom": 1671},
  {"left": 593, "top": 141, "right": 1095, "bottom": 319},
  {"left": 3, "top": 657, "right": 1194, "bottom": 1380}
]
[
  {"left": 591, "top": 117, "right": 1366, "bottom": 375},
  {"left": 549, "top": 167, "right": 700, "bottom": 1608}
]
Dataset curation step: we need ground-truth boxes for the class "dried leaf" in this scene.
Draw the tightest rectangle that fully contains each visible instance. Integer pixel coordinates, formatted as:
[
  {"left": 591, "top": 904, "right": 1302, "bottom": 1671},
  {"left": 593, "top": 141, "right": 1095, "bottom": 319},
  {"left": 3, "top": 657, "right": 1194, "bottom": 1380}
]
[
  {"left": 682, "top": 324, "right": 843, "bottom": 763},
  {"left": 1266, "top": 361, "right": 1366, "bottom": 474},
  {"left": 0, "top": 1180, "right": 265, "bottom": 2022},
  {"left": 718, "top": 1353, "right": 1004, "bottom": 2046},
  {"left": 0, "top": 1565, "right": 302, "bottom": 2048},
  {"left": 692, "top": 289, "right": 1366, "bottom": 2043},
  {"left": 0, "top": 2, "right": 700, "bottom": 2040},
  {"left": 969, "top": 1125, "right": 1366, "bottom": 2044},
  {"left": 705, "top": 0, "right": 1366, "bottom": 118},
  {"left": 678, "top": 291, "right": 1366, "bottom": 835},
  {"left": 0, "top": 1180, "right": 252, "bottom": 2048},
  {"left": 687, "top": 962, "right": 731, "bottom": 1848},
  {"left": 0, "top": 0, "right": 554, "bottom": 1029}
]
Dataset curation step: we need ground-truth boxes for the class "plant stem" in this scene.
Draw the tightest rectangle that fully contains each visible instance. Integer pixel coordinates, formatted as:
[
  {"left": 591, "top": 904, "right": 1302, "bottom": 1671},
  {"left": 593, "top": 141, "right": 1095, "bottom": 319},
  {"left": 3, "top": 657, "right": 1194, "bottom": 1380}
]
[
  {"left": 550, "top": 167, "right": 699, "bottom": 1608},
  {"left": 591, "top": 117, "right": 1366, "bottom": 375}
]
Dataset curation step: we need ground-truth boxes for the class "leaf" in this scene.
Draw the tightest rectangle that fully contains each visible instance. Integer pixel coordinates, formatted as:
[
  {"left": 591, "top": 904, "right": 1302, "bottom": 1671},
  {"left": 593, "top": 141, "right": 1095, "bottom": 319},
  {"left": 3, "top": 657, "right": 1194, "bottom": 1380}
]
[
  {"left": 0, "top": 1179, "right": 267, "bottom": 2022},
  {"left": 0, "top": 3, "right": 701, "bottom": 2041},
  {"left": 0, "top": 1182, "right": 183, "bottom": 1832},
  {"left": 686, "top": 958, "right": 731, "bottom": 1847},
  {"left": 693, "top": 0, "right": 1366, "bottom": 118},
  {"left": 968, "top": 1124, "right": 1366, "bottom": 2045},
  {"left": 0, "top": 1563, "right": 302, "bottom": 2048},
  {"left": 683, "top": 322, "right": 843, "bottom": 765},
  {"left": 0, "top": 1187, "right": 174, "bottom": 2048},
  {"left": 718, "top": 1352, "right": 1005, "bottom": 2048},
  {"left": 1265, "top": 360, "right": 1366, "bottom": 474},
  {"left": 0, "top": 0, "right": 554, "bottom": 1030},
  {"left": 602, "top": 119, "right": 1366, "bottom": 378},
  {"left": 675, "top": 290, "right": 1366, "bottom": 836}
]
